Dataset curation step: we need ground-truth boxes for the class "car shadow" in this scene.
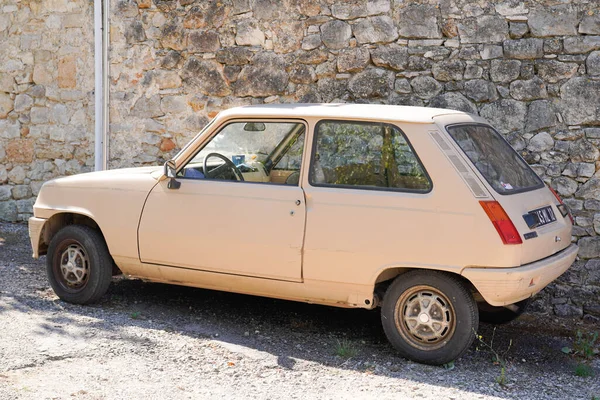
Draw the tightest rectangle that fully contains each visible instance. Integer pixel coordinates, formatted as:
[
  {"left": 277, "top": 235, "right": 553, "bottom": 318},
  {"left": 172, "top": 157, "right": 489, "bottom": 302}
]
[{"left": 1, "top": 223, "right": 597, "bottom": 399}]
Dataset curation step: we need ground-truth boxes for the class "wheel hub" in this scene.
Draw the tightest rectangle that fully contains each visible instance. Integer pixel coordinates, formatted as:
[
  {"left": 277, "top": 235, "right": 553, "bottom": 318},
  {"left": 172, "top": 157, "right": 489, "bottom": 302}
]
[
  {"left": 394, "top": 286, "right": 456, "bottom": 350},
  {"left": 59, "top": 244, "right": 90, "bottom": 288}
]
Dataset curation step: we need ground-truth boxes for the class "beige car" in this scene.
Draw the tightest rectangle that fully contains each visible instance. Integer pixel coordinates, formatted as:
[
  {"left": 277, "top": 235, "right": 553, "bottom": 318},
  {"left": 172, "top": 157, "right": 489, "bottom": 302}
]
[{"left": 29, "top": 104, "right": 578, "bottom": 365}]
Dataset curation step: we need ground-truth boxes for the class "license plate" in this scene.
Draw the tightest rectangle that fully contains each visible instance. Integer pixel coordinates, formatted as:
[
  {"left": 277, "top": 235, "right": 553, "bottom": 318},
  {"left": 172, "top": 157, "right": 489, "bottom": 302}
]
[{"left": 526, "top": 206, "right": 556, "bottom": 228}]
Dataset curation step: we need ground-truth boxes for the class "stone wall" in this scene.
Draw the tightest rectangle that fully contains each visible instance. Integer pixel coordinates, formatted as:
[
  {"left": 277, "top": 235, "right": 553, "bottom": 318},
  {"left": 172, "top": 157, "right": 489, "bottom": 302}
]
[
  {"left": 0, "top": 0, "right": 96, "bottom": 222},
  {"left": 1, "top": 0, "right": 600, "bottom": 318}
]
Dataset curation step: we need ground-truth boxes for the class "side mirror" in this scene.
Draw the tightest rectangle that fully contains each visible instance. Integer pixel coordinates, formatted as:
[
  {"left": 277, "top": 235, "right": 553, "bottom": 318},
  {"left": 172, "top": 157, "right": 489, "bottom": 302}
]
[{"left": 164, "top": 159, "right": 181, "bottom": 190}]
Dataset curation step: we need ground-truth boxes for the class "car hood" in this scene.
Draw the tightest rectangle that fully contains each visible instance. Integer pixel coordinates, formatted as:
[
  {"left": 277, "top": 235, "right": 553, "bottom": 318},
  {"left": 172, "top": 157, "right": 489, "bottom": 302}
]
[{"left": 43, "top": 166, "right": 164, "bottom": 189}]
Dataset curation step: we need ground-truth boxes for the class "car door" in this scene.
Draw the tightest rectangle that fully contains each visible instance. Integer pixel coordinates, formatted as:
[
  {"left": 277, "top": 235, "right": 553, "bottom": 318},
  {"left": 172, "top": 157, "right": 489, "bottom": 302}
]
[
  {"left": 301, "top": 120, "right": 439, "bottom": 286},
  {"left": 137, "top": 120, "right": 307, "bottom": 282}
]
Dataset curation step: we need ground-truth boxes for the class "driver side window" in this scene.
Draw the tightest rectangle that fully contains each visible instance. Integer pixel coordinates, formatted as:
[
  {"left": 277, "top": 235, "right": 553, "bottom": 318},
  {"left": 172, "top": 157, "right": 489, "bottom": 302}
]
[{"left": 179, "top": 121, "right": 306, "bottom": 185}]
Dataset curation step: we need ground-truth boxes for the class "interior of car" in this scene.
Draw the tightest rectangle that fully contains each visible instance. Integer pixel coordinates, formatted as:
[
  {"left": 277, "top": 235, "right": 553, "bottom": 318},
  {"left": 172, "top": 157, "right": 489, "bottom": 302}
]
[{"left": 178, "top": 121, "right": 306, "bottom": 185}]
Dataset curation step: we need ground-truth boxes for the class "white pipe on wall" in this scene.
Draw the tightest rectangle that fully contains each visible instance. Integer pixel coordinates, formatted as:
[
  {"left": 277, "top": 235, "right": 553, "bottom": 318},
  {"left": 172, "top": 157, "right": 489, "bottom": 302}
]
[
  {"left": 102, "top": 0, "right": 109, "bottom": 170},
  {"left": 93, "top": 0, "right": 103, "bottom": 171}
]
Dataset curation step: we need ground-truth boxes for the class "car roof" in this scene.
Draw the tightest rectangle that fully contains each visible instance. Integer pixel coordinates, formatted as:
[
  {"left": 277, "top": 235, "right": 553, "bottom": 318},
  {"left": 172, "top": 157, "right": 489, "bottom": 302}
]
[{"left": 217, "top": 103, "right": 468, "bottom": 124}]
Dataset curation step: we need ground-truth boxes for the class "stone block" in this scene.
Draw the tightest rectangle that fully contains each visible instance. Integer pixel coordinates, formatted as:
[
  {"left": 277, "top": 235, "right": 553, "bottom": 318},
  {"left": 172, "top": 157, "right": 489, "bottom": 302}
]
[
  {"left": 161, "top": 96, "right": 188, "bottom": 114},
  {"left": 235, "top": 20, "right": 264, "bottom": 46},
  {"left": 7, "top": 166, "right": 25, "bottom": 184},
  {"left": 160, "top": 19, "right": 185, "bottom": 51},
  {"left": 29, "top": 106, "right": 49, "bottom": 125},
  {"left": 155, "top": 70, "right": 182, "bottom": 89},
  {"left": 480, "top": 99, "right": 527, "bottom": 133},
  {"left": 559, "top": 78, "right": 600, "bottom": 125},
  {"left": 301, "top": 35, "right": 321, "bottom": 51},
  {"left": 535, "top": 60, "right": 578, "bottom": 83},
  {"left": 371, "top": 44, "right": 409, "bottom": 71},
  {"left": 509, "top": 22, "right": 528, "bottom": 39},
  {"left": 429, "top": 92, "right": 477, "bottom": 114},
  {"left": 504, "top": 38, "right": 543, "bottom": 60},
  {"left": 563, "top": 36, "right": 600, "bottom": 55},
  {"left": 480, "top": 44, "right": 503, "bottom": 60},
  {"left": 570, "top": 140, "right": 600, "bottom": 163},
  {"left": 525, "top": 100, "right": 555, "bottom": 132},
  {"left": 6, "top": 139, "right": 34, "bottom": 163},
  {"left": 586, "top": 50, "right": 600, "bottom": 76},
  {"left": 320, "top": 20, "right": 351, "bottom": 50},
  {"left": 58, "top": 55, "right": 76, "bottom": 89},
  {"left": 13, "top": 94, "right": 33, "bottom": 113},
  {"left": 125, "top": 20, "right": 146, "bottom": 44},
  {"left": 0, "top": 201, "right": 18, "bottom": 222},
  {"left": 337, "top": 47, "right": 370, "bottom": 73},
  {"left": 188, "top": 30, "right": 220, "bottom": 53},
  {"left": 576, "top": 178, "right": 600, "bottom": 200},
  {"left": 410, "top": 76, "right": 442, "bottom": 100},
  {"left": 529, "top": 5, "right": 578, "bottom": 37},
  {"left": 354, "top": 16, "right": 398, "bottom": 44},
  {"left": 509, "top": 76, "right": 547, "bottom": 101},
  {"left": 0, "top": 92, "right": 13, "bottom": 118},
  {"left": 432, "top": 60, "right": 464, "bottom": 81},
  {"left": 528, "top": 131, "right": 554, "bottom": 152},
  {"left": 182, "top": 58, "right": 230, "bottom": 97},
  {"left": 464, "top": 79, "right": 498, "bottom": 102},
  {"left": 11, "top": 185, "right": 31, "bottom": 200},
  {"left": 289, "top": 65, "right": 316, "bottom": 84},
  {"left": 457, "top": 16, "right": 508, "bottom": 44},
  {"left": 16, "top": 198, "right": 35, "bottom": 214},
  {"left": 233, "top": 53, "right": 288, "bottom": 97},
  {"left": 552, "top": 176, "right": 578, "bottom": 197},
  {"left": 131, "top": 94, "right": 164, "bottom": 118},
  {"left": 397, "top": 5, "right": 441, "bottom": 39},
  {"left": 0, "top": 120, "right": 20, "bottom": 139},
  {"left": 490, "top": 59, "right": 521, "bottom": 83},
  {"left": 578, "top": 236, "right": 600, "bottom": 258},
  {"left": 464, "top": 64, "right": 483, "bottom": 80},
  {"left": 273, "top": 22, "right": 303, "bottom": 54},
  {"left": 348, "top": 68, "right": 394, "bottom": 98},
  {"left": 0, "top": 186, "right": 11, "bottom": 201},
  {"left": 216, "top": 47, "right": 253, "bottom": 65},
  {"left": 580, "top": 13, "right": 600, "bottom": 35},
  {"left": 331, "top": 3, "right": 367, "bottom": 20}
]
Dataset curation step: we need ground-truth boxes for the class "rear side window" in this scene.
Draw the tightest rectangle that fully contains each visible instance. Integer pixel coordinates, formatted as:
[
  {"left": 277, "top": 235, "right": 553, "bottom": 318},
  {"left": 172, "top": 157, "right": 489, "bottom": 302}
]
[
  {"left": 446, "top": 124, "right": 543, "bottom": 195},
  {"left": 310, "top": 120, "right": 431, "bottom": 192}
]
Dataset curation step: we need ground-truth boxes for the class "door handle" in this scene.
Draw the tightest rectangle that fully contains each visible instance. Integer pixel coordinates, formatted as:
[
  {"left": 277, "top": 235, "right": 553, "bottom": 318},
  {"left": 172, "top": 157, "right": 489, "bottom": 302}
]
[{"left": 295, "top": 200, "right": 301, "bottom": 206}]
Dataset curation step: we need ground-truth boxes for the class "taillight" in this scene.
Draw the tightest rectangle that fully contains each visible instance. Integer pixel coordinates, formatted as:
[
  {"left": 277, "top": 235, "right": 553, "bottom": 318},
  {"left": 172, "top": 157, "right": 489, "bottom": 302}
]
[
  {"left": 480, "top": 201, "right": 523, "bottom": 245},
  {"left": 547, "top": 184, "right": 574, "bottom": 224}
]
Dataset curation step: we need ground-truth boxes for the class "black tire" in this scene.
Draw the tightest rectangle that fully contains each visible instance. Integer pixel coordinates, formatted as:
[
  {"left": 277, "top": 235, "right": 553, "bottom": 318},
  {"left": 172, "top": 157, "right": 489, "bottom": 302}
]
[
  {"left": 381, "top": 270, "right": 478, "bottom": 365},
  {"left": 46, "top": 225, "right": 113, "bottom": 304},
  {"left": 478, "top": 298, "right": 531, "bottom": 325}
]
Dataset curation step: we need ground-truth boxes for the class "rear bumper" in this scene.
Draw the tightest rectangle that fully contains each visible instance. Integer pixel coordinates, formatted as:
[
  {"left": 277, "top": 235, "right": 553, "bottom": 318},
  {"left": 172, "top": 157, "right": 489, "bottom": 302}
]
[
  {"left": 462, "top": 243, "right": 579, "bottom": 307},
  {"left": 29, "top": 217, "right": 47, "bottom": 259}
]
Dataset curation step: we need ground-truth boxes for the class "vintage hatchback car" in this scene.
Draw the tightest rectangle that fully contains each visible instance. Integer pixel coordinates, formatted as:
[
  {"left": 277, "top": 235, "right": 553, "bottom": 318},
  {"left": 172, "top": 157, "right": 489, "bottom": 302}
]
[{"left": 29, "top": 104, "right": 578, "bottom": 365}]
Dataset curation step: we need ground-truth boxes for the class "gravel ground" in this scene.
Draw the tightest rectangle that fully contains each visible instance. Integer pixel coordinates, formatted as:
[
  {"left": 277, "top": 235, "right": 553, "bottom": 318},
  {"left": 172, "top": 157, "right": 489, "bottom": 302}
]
[{"left": 0, "top": 222, "right": 599, "bottom": 400}]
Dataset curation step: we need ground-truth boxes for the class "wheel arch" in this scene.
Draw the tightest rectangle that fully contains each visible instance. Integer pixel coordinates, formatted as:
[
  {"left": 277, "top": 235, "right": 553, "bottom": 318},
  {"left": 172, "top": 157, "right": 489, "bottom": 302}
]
[
  {"left": 38, "top": 212, "right": 101, "bottom": 255},
  {"left": 372, "top": 266, "right": 477, "bottom": 306},
  {"left": 38, "top": 212, "right": 122, "bottom": 275}
]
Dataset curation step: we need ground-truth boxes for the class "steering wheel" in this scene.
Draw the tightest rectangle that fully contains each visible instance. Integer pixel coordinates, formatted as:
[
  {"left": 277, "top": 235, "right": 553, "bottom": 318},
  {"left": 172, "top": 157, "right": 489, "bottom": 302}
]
[{"left": 203, "top": 153, "right": 245, "bottom": 182}]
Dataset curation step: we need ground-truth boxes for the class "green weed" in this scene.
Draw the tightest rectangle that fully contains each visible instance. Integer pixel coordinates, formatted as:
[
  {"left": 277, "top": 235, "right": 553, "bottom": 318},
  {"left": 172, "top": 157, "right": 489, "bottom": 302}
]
[
  {"left": 475, "top": 327, "right": 512, "bottom": 387},
  {"left": 334, "top": 339, "right": 358, "bottom": 358}
]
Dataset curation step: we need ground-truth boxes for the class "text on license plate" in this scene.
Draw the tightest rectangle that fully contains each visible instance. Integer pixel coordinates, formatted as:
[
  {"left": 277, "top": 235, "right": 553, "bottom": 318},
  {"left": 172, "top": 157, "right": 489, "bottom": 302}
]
[{"left": 530, "top": 206, "right": 556, "bottom": 227}]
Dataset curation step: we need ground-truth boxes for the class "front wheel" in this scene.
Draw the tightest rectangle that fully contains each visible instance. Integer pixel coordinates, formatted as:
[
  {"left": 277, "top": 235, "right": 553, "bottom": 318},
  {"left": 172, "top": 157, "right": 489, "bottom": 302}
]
[
  {"left": 381, "top": 270, "right": 478, "bottom": 365},
  {"left": 46, "top": 225, "right": 113, "bottom": 304}
]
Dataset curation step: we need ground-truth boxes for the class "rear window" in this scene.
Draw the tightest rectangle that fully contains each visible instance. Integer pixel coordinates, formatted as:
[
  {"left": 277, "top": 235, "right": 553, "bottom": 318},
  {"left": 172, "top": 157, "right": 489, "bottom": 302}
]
[{"left": 446, "top": 124, "right": 543, "bottom": 195}]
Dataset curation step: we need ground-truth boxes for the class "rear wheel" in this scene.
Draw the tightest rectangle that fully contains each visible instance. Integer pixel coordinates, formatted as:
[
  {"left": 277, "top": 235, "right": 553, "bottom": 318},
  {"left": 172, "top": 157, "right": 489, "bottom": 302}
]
[
  {"left": 478, "top": 298, "right": 531, "bottom": 325},
  {"left": 46, "top": 225, "right": 113, "bottom": 304},
  {"left": 381, "top": 270, "right": 478, "bottom": 365}
]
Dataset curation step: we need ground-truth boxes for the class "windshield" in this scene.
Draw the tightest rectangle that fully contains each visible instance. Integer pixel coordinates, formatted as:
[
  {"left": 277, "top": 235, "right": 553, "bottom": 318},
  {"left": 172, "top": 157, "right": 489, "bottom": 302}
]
[
  {"left": 446, "top": 124, "right": 543, "bottom": 195},
  {"left": 190, "top": 122, "right": 300, "bottom": 165}
]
